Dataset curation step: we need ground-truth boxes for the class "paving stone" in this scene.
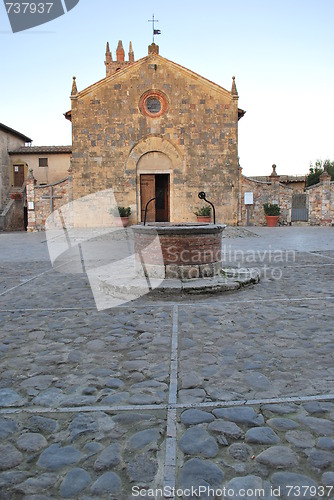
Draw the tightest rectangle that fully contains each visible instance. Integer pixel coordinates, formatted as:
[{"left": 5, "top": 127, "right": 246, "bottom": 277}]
[
  {"left": 285, "top": 430, "right": 316, "bottom": 448},
  {"left": 212, "top": 407, "right": 264, "bottom": 426},
  {"left": 32, "top": 388, "right": 64, "bottom": 407},
  {"left": 0, "top": 443, "right": 23, "bottom": 470},
  {"left": 126, "top": 453, "right": 158, "bottom": 484},
  {"left": 271, "top": 472, "right": 318, "bottom": 500},
  {"left": 0, "top": 471, "right": 27, "bottom": 490},
  {"left": 228, "top": 443, "right": 253, "bottom": 461},
  {"left": 37, "top": 444, "right": 82, "bottom": 471},
  {"left": 322, "top": 471, "right": 334, "bottom": 487},
  {"left": 179, "top": 426, "right": 218, "bottom": 458},
  {"left": 68, "top": 413, "right": 98, "bottom": 440},
  {"left": 0, "top": 388, "right": 25, "bottom": 407},
  {"left": 178, "top": 388, "right": 207, "bottom": 403},
  {"left": 261, "top": 403, "right": 299, "bottom": 414},
  {"left": 129, "top": 428, "right": 160, "bottom": 450},
  {"left": 90, "top": 472, "right": 121, "bottom": 495},
  {"left": 178, "top": 458, "right": 223, "bottom": 496},
  {"left": 123, "top": 360, "right": 147, "bottom": 371},
  {"left": 303, "top": 401, "right": 334, "bottom": 414},
  {"left": 224, "top": 475, "right": 268, "bottom": 499},
  {"left": 105, "top": 377, "right": 125, "bottom": 388},
  {"left": 208, "top": 420, "right": 243, "bottom": 439},
  {"left": 180, "top": 409, "right": 215, "bottom": 425},
  {"left": 181, "top": 372, "right": 203, "bottom": 389},
  {"left": 0, "top": 417, "right": 19, "bottom": 438},
  {"left": 245, "top": 372, "right": 271, "bottom": 391},
  {"left": 28, "top": 416, "right": 58, "bottom": 434},
  {"left": 21, "top": 375, "right": 54, "bottom": 390},
  {"left": 298, "top": 416, "right": 334, "bottom": 436},
  {"left": 128, "top": 393, "right": 163, "bottom": 404},
  {"left": 318, "top": 438, "right": 334, "bottom": 450},
  {"left": 112, "top": 412, "right": 155, "bottom": 424},
  {"left": 16, "top": 433, "right": 48, "bottom": 452},
  {"left": 94, "top": 443, "right": 121, "bottom": 470},
  {"left": 267, "top": 418, "right": 299, "bottom": 431},
  {"left": 60, "top": 468, "right": 91, "bottom": 498},
  {"left": 83, "top": 442, "right": 104, "bottom": 456},
  {"left": 15, "top": 474, "right": 58, "bottom": 494},
  {"left": 245, "top": 427, "right": 280, "bottom": 445},
  {"left": 102, "top": 391, "right": 130, "bottom": 404},
  {"left": 86, "top": 339, "right": 105, "bottom": 351},
  {"left": 308, "top": 450, "right": 334, "bottom": 470},
  {"left": 256, "top": 446, "right": 299, "bottom": 468}
]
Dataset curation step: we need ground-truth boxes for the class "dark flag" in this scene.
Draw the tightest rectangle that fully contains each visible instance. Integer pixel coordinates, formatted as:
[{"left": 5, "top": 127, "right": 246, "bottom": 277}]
[{"left": 154, "top": 29, "right": 161, "bottom": 35}]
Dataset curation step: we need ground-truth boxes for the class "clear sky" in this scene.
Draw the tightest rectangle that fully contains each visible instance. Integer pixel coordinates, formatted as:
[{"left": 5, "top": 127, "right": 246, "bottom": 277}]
[{"left": 1, "top": 0, "right": 333, "bottom": 176}]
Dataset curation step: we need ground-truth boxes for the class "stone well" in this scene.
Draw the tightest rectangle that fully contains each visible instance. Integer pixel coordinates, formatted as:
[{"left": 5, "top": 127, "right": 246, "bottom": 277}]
[{"left": 133, "top": 223, "right": 226, "bottom": 280}]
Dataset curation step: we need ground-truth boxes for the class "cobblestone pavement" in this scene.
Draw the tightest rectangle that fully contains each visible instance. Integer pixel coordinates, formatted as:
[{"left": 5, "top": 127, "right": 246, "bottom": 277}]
[{"left": 0, "top": 227, "right": 333, "bottom": 499}]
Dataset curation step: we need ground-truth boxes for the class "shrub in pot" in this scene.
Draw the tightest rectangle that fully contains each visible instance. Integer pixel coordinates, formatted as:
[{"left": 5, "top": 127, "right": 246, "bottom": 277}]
[
  {"left": 194, "top": 205, "right": 211, "bottom": 223},
  {"left": 263, "top": 203, "right": 280, "bottom": 227}
]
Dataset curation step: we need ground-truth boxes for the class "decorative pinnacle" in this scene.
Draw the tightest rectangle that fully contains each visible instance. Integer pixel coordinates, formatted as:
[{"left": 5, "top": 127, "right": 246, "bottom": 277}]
[
  {"left": 71, "top": 76, "right": 78, "bottom": 96},
  {"left": 129, "top": 41, "right": 134, "bottom": 63},
  {"left": 231, "top": 76, "right": 238, "bottom": 96},
  {"left": 116, "top": 40, "right": 125, "bottom": 62},
  {"left": 105, "top": 41, "right": 112, "bottom": 63}
]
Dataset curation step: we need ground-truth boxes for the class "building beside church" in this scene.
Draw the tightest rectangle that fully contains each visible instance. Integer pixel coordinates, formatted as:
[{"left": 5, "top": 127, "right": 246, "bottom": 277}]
[
  {"left": 0, "top": 123, "right": 32, "bottom": 230},
  {"left": 65, "top": 40, "right": 245, "bottom": 225}
]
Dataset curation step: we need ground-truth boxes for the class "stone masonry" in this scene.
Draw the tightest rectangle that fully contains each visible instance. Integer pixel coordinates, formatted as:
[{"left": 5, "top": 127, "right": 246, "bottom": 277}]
[
  {"left": 307, "top": 171, "right": 334, "bottom": 226},
  {"left": 69, "top": 42, "right": 243, "bottom": 226}
]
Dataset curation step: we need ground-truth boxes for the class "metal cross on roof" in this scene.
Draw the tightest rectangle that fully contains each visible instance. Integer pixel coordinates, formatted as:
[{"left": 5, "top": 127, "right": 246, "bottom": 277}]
[{"left": 148, "top": 13, "right": 161, "bottom": 43}]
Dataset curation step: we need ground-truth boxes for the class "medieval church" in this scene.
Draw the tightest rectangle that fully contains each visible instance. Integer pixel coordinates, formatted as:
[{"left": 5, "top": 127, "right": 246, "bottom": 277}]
[
  {"left": 6, "top": 40, "right": 330, "bottom": 230},
  {"left": 65, "top": 40, "right": 245, "bottom": 225}
]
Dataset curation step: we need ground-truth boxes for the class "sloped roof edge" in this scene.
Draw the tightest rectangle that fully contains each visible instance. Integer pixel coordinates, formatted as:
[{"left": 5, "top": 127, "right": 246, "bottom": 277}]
[
  {"left": 75, "top": 53, "right": 234, "bottom": 101},
  {"left": 0, "top": 123, "right": 32, "bottom": 143}
]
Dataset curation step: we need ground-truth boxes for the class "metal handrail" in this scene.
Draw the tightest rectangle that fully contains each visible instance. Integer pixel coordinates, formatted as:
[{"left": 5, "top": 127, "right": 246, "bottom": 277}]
[{"left": 198, "top": 191, "right": 216, "bottom": 224}]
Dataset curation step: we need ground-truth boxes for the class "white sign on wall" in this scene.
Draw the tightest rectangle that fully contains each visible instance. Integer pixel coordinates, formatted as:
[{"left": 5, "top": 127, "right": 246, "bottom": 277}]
[
  {"left": 244, "top": 192, "right": 254, "bottom": 205},
  {"left": 28, "top": 201, "right": 34, "bottom": 210}
]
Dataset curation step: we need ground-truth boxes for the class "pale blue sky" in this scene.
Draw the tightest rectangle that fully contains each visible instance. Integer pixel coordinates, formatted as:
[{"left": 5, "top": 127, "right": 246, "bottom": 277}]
[{"left": 1, "top": 0, "right": 333, "bottom": 175}]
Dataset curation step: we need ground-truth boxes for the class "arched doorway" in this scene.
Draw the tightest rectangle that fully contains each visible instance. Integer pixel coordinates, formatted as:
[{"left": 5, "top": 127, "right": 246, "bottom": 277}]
[{"left": 137, "top": 151, "right": 172, "bottom": 222}]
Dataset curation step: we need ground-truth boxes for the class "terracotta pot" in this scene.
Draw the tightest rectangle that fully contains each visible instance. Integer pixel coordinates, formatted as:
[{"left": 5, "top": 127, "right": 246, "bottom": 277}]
[
  {"left": 196, "top": 216, "right": 211, "bottom": 223},
  {"left": 120, "top": 216, "right": 129, "bottom": 227},
  {"left": 265, "top": 215, "right": 279, "bottom": 227}
]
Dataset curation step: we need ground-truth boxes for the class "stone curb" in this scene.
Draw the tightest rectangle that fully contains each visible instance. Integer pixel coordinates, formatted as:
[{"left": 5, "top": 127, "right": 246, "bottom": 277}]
[{"left": 99, "top": 268, "right": 260, "bottom": 298}]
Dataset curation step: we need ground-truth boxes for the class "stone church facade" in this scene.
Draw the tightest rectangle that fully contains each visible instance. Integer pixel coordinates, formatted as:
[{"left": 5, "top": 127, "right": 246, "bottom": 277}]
[{"left": 66, "top": 41, "right": 245, "bottom": 225}]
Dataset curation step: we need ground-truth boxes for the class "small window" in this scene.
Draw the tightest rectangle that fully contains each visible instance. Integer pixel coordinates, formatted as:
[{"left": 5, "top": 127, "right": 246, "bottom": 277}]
[{"left": 39, "top": 158, "right": 48, "bottom": 167}]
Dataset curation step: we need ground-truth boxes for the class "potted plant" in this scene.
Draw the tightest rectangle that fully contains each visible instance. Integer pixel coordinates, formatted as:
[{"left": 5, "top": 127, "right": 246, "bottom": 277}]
[
  {"left": 110, "top": 206, "right": 131, "bottom": 227},
  {"left": 11, "top": 192, "right": 22, "bottom": 201},
  {"left": 194, "top": 205, "right": 211, "bottom": 223},
  {"left": 263, "top": 203, "right": 280, "bottom": 227}
]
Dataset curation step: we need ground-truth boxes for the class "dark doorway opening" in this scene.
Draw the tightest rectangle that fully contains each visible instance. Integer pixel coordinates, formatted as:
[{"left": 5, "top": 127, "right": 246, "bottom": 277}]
[
  {"left": 14, "top": 165, "right": 25, "bottom": 187},
  {"left": 140, "top": 173, "right": 170, "bottom": 222}
]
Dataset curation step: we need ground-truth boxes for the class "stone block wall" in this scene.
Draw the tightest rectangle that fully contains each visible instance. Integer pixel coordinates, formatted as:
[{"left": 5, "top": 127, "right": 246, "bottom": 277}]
[
  {"left": 239, "top": 175, "right": 292, "bottom": 226},
  {"left": 26, "top": 172, "right": 71, "bottom": 232},
  {"left": 307, "top": 173, "right": 334, "bottom": 225}
]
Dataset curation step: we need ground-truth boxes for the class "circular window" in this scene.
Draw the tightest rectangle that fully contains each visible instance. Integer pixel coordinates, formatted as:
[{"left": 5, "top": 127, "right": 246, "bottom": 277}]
[
  {"left": 140, "top": 90, "right": 168, "bottom": 118},
  {"left": 146, "top": 96, "right": 162, "bottom": 114}
]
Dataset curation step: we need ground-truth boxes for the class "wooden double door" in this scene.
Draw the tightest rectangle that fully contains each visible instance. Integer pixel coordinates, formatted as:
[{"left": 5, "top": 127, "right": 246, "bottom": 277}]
[{"left": 140, "top": 174, "right": 170, "bottom": 223}]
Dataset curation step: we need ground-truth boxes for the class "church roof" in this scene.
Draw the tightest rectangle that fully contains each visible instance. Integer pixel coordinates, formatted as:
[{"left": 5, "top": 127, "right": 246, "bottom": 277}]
[
  {"left": 9, "top": 145, "right": 72, "bottom": 154},
  {"left": 66, "top": 53, "right": 245, "bottom": 120},
  {"left": 0, "top": 123, "right": 32, "bottom": 143}
]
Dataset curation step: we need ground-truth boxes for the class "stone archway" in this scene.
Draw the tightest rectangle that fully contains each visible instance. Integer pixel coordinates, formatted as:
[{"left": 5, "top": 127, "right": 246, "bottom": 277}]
[
  {"left": 126, "top": 136, "right": 184, "bottom": 222},
  {"left": 137, "top": 152, "right": 172, "bottom": 222}
]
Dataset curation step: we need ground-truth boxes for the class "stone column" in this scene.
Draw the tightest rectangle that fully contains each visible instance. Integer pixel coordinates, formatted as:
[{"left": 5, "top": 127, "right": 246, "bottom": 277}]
[
  {"left": 26, "top": 169, "right": 37, "bottom": 232},
  {"left": 319, "top": 169, "right": 332, "bottom": 225}
]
